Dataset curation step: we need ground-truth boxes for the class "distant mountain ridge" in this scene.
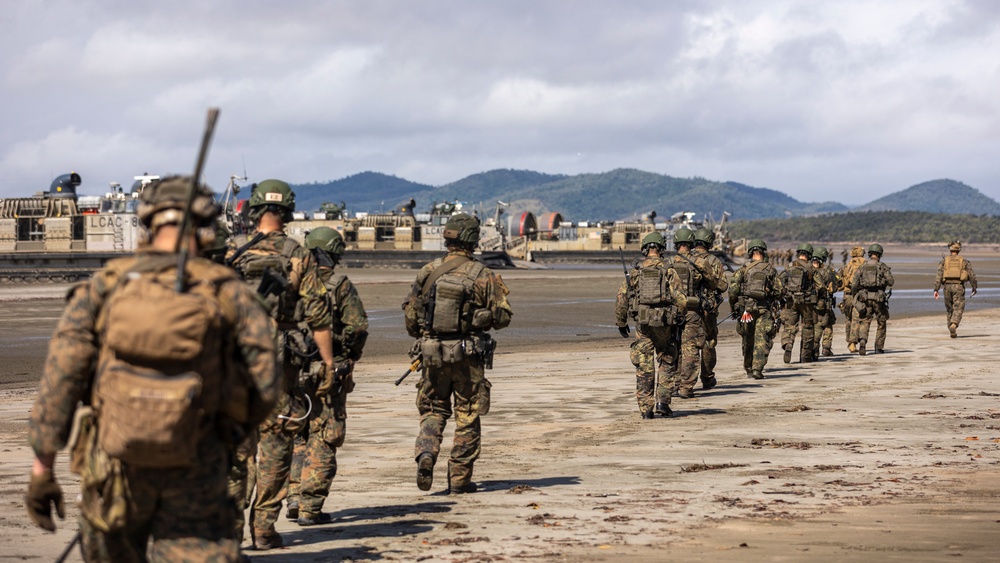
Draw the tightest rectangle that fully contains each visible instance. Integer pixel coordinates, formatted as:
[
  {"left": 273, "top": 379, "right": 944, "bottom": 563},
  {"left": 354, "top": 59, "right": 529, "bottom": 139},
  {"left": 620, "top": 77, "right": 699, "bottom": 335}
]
[{"left": 289, "top": 170, "right": 997, "bottom": 222}]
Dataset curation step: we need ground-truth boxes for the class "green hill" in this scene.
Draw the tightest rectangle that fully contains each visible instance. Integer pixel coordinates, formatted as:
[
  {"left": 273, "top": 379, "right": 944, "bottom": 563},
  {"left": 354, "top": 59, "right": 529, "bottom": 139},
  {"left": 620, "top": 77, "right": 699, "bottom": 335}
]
[
  {"left": 853, "top": 179, "right": 1000, "bottom": 215},
  {"left": 292, "top": 171, "right": 434, "bottom": 214},
  {"left": 728, "top": 211, "right": 1000, "bottom": 243}
]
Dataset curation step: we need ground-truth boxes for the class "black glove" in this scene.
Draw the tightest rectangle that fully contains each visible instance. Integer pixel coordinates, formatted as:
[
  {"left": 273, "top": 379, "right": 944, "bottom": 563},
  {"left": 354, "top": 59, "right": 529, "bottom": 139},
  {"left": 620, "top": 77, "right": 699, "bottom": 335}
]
[
  {"left": 26, "top": 469, "right": 64, "bottom": 532},
  {"left": 618, "top": 325, "right": 630, "bottom": 338}
]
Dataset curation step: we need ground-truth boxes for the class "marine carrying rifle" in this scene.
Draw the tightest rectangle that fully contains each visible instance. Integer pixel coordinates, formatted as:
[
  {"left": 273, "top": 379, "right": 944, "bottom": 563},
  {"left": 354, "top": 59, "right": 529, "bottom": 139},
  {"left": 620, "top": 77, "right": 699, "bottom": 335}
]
[
  {"left": 175, "top": 108, "right": 220, "bottom": 293},
  {"left": 395, "top": 356, "right": 422, "bottom": 386}
]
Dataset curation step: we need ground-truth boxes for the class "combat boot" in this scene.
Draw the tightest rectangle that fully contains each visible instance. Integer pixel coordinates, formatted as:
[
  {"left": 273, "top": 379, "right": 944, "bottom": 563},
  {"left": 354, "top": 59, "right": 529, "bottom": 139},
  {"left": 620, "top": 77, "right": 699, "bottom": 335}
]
[
  {"left": 751, "top": 370, "right": 764, "bottom": 380},
  {"left": 416, "top": 453, "right": 435, "bottom": 491},
  {"left": 677, "top": 388, "right": 695, "bottom": 399},
  {"left": 702, "top": 376, "right": 717, "bottom": 390},
  {"left": 641, "top": 409, "right": 655, "bottom": 419},
  {"left": 858, "top": 340, "right": 866, "bottom": 356},
  {"left": 297, "top": 512, "right": 334, "bottom": 526},
  {"left": 450, "top": 482, "right": 478, "bottom": 495},
  {"left": 654, "top": 403, "right": 672, "bottom": 418},
  {"left": 949, "top": 323, "right": 958, "bottom": 338},
  {"left": 285, "top": 500, "right": 299, "bottom": 521},
  {"left": 822, "top": 347, "right": 833, "bottom": 357},
  {"left": 848, "top": 342, "right": 857, "bottom": 353},
  {"left": 783, "top": 347, "right": 792, "bottom": 364},
  {"left": 254, "top": 530, "right": 283, "bottom": 551}
]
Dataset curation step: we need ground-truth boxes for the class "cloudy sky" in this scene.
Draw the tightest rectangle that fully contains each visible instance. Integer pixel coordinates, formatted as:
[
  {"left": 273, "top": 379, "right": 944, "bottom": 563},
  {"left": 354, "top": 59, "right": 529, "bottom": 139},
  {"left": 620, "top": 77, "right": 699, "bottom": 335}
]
[{"left": 2, "top": 1, "right": 998, "bottom": 205}]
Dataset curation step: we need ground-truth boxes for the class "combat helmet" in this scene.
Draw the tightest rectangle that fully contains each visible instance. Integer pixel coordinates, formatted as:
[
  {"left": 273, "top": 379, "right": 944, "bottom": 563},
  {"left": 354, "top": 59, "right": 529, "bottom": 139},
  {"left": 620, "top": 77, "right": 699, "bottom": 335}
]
[
  {"left": 693, "top": 227, "right": 715, "bottom": 248},
  {"left": 948, "top": 240, "right": 962, "bottom": 252},
  {"left": 641, "top": 232, "right": 666, "bottom": 253},
  {"left": 868, "top": 243, "right": 884, "bottom": 257},
  {"left": 305, "top": 226, "right": 346, "bottom": 256},
  {"left": 137, "top": 175, "right": 219, "bottom": 232},
  {"left": 796, "top": 242, "right": 814, "bottom": 258},
  {"left": 443, "top": 213, "right": 480, "bottom": 246},
  {"left": 202, "top": 219, "right": 231, "bottom": 263},
  {"left": 673, "top": 227, "right": 695, "bottom": 248},
  {"left": 248, "top": 179, "right": 296, "bottom": 222},
  {"left": 747, "top": 238, "right": 767, "bottom": 254},
  {"left": 812, "top": 246, "right": 828, "bottom": 262}
]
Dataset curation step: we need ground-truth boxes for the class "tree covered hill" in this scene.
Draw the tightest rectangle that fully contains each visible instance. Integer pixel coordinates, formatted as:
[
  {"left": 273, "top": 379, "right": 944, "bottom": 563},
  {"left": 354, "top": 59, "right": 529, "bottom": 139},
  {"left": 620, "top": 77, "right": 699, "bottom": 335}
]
[
  {"left": 728, "top": 210, "right": 1000, "bottom": 244},
  {"left": 852, "top": 179, "right": 1000, "bottom": 215},
  {"left": 293, "top": 172, "right": 435, "bottom": 214}
]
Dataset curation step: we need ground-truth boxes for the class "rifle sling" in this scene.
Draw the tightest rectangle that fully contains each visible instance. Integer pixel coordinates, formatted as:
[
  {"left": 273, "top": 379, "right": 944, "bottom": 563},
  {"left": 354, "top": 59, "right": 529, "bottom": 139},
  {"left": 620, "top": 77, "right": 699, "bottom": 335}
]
[
  {"left": 421, "top": 255, "right": 472, "bottom": 297},
  {"left": 226, "top": 231, "right": 266, "bottom": 267}
]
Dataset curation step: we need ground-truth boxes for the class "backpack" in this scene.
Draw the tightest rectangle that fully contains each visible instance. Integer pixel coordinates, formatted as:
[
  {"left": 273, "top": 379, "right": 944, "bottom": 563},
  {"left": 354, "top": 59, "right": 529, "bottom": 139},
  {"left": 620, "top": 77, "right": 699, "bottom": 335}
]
[
  {"left": 943, "top": 256, "right": 967, "bottom": 282},
  {"left": 230, "top": 234, "right": 300, "bottom": 323},
  {"left": 784, "top": 262, "right": 810, "bottom": 295},
  {"left": 633, "top": 263, "right": 680, "bottom": 327},
  {"left": 93, "top": 255, "right": 238, "bottom": 468},
  {"left": 741, "top": 262, "right": 772, "bottom": 301},
  {"left": 669, "top": 256, "right": 704, "bottom": 309},
  {"left": 859, "top": 263, "right": 880, "bottom": 289}
]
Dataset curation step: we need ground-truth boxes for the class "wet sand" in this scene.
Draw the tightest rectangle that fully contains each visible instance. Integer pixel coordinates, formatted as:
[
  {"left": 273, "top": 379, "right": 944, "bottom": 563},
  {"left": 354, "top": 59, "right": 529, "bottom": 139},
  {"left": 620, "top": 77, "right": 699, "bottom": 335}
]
[{"left": 1, "top": 244, "right": 998, "bottom": 561}]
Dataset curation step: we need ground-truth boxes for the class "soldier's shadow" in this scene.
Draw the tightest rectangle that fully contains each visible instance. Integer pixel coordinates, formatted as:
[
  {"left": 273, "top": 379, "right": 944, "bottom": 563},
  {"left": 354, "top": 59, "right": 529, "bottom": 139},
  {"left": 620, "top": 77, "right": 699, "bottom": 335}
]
[
  {"left": 432, "top": 475, "right": 582, "bottom": 496},
  {"left": 248, "top": 543, "right": 384, "bottom": 562},
  {"left": 697, "top": 386, "right": 754, "bottom": 398},
  {"left": 670, "top": 407, "right": 726, "bottom": 418},
  {"left": 326, "top": 501, "right": 454, "bottom": 524}
]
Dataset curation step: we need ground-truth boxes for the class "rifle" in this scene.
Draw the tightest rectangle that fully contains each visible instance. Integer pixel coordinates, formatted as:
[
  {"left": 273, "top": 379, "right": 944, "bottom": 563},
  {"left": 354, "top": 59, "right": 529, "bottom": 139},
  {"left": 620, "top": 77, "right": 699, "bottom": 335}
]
[
  {"left": 174, "top": 108, "right": 220, "bottom": 292},
  {"left": 55, "top": 532, "right": 80, "bottom": 563},
  {"left": 257, "top": 266, "right": 289, "bottom": 299},
  {"left": 618, "top": 246, "right": 631, "bottom": 288},
  {"left": 395, "top": 356, "right": 422, "bottom": 386}
]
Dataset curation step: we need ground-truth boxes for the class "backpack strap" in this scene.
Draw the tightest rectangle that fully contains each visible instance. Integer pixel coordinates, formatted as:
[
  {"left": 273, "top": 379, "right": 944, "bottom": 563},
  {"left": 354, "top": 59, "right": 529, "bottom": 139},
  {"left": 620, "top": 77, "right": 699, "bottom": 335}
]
[{"left": 420, "top": 255, "right": 472, "bottom": 297}]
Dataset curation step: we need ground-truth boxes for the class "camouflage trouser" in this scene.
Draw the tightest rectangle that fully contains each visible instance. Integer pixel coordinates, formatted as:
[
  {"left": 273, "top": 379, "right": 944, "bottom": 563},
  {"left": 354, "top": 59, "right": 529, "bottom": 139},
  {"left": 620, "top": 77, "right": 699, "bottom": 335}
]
[
  {"left": 736, "top": 309, "right": 776, "bottom": 373},
  {"left": 252, "top": 389, "right": 309, "bottom": 534},
  {"left": 813, "top": 304, "right": 836, "bottom": 353},
  {"left": 700, "top": 310, "right": 720, "bottom": 381},
  {"left": 943, "top": 283, "right": 967, "bottom": 328},
  {"left": 415, "top": 356, "right": 489, "bottom": 489},
  {"left": 630, "top": 324, "right": 680, "bottom": 412},
  {"left": 296, "top": 392, "right": 347, "bottom": 516},
  {"left": 678, "top": 311, "right": 707, "bottom": 393},
  {"left": 841, "top": 294, "right": 856, "bottom": 344},
  {"left": 286, "top": 428, "right": 308, "bottom": 512},
  {"left": 780, "top": 301, "right": 816, "bottom": 361},
  {"left": 80, "top": 441, "right": 239, "bottom": 562},
  {"left": 227, "top": 428, "right": 258, "bottom": 544},
  {"left": 851, "top": 299, "right": 889, "bottom": 350}
]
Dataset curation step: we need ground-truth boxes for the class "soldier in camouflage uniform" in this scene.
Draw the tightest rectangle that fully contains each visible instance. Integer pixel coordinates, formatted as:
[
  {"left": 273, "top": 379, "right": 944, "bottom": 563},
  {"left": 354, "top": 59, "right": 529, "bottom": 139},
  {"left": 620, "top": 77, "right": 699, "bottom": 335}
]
[
  {"left": 226, "top": 180, "right": 337, "bottom": 550},
  {"left": 670, "top": 228, "right": 726, "bottom": 397},
  {"left": 838, "top": 246, "right": 866, "bottom": 352},
  {"left": 811, "top": 247, "right": 839, "bottom": 357},
  {"left": 729, "top": 239, "right": 784, "bottom": 379},
  {"left": 403, "top": 214, "right": 512, "bottom": 493},
  {"left": 616, "top": 232, "right": 687, "bottom": 418},
  {"left": 692, "top": 228, "right": 729, "bottom": 389},
  {"left": 26, "top": 177, "right": 278, "bottom": 562},
  {"left": 779, "top": 243, "right": 817, "bottom": 363},
  {"left": 850, "top": 244, "right": 895, "bottom": 355},
  {"left": 934, "top": 241, "right": 978, "bottom": 338},
  {"left": 284, "top": 227, "right": 369, "bottom": 525}
]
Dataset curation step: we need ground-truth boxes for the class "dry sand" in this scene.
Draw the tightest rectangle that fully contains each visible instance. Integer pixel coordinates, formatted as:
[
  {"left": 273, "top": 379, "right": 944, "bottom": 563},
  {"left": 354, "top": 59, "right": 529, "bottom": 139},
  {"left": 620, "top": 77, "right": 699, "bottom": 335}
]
[{"left": 1, "top": 245, "right": 998, "bottom": 562}]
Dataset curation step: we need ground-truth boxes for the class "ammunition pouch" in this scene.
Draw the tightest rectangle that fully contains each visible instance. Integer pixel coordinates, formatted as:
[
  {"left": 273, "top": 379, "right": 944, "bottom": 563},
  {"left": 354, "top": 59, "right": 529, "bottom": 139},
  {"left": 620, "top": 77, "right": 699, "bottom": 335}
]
[
  {"left": 73, "top": 413, "right": 129, "bottom": 533},
  {"left": 637, "top": 304, "right": 680, "bottom": 328},
  {"left": 419, "top": 333, "right": 496, "bottom": 369}
]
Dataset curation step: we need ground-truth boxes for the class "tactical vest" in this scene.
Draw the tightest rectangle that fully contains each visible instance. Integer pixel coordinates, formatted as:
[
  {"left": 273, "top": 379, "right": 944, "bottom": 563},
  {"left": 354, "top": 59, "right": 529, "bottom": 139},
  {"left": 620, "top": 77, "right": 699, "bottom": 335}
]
[
  {"left": 740, "top": 262, "right": 771, "bottom": 301},
  {"left": 421, "top": 258, "right": 490, "bottom": 336},
  {"left": 92, "top": 255, "right": 238, "bottom": 468},
  {"left": 858, "top": 263, "right": 881, "bottom": 289},
  {"left": 943, "top": 256, "right": 968, "bottom": 282},
  {"left": 670, "top": 256, "right": 704, "bottom": 309},
  {"left": 784, "top": 263, "right": 810, "bottom": 295},
  {"left": 231, "top": 234, "right": 301, "bottom": 324},
  {"left": 633, "top": 263, "right": 680, "bottom": 327}
]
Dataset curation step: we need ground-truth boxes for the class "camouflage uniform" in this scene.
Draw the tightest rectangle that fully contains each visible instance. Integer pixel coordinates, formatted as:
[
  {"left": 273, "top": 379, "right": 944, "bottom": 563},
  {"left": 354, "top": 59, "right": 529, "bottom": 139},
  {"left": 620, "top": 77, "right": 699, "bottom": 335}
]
[
  {"left": 779, "top": 257, "right": 817, "bottom": 362},
  {"left": 934, "top": 252, "right": 977, "bottom": 336},
  {"left": 812, "top": 260, "right": 839, "bottom": 356},
  {"left": 28, "top": 252, "right": 278, "bottom": 562},
  {"left": 729, "top": 257, "right": 784, "bottom": 377},
  {"left": 690, "top": 246, "right": 729, "bottom": 387},
  {"left": 289, "top": 267, "right": 368, "bottom": 519},
  {"left": 671, "top": 250, "right": 727, "bottom": 395},
  {"left": 839, "top": 247, "right": 867, "bottom": 349},
  {"left": 226, "top": 230, "right": 332, "bottom": 539},
  {"left": 615, "top": 256, "right": 687, "bottom": 415},
  {"left": 404, "top": 248, "right": 512, "bottom": 491},
  {"left": 850, "top": 256, "right": 894, "bottom": 353}
]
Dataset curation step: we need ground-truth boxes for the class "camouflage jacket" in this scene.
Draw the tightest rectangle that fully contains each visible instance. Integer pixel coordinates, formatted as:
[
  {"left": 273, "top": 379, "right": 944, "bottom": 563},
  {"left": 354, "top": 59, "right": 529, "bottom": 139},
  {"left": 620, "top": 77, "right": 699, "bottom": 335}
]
[
  {"left": 812, "top": 264, "right": 838, "bottom": 299},
  {"left": 728, "top": 258, "right": 784, "bottom": 309},
  {"left": 850, "top": 259, "right": 894, "bottom": 294},
  {"left": 691, "top": 247, "right": 730, "bottom": 295},
  {"left": 934, "top": 256, "right": 977, "bottom": 291},
  {"left": 226, "top": 230, "right": 332, "bottom": 329},
  {"left": 839, "top": 256, "right": 866, "bottom": 294},
  {"left": 319, "top": 268, "right": 369, "bottom": 361},
  {"left": 403, "top": 249, "right": 513, "bottom": 338},
  {"left": 28, "top": 252, "right": 279, "bottom": 457},
  {"left": 615, "top": 256, "right": 687, "bottom": 327}
]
